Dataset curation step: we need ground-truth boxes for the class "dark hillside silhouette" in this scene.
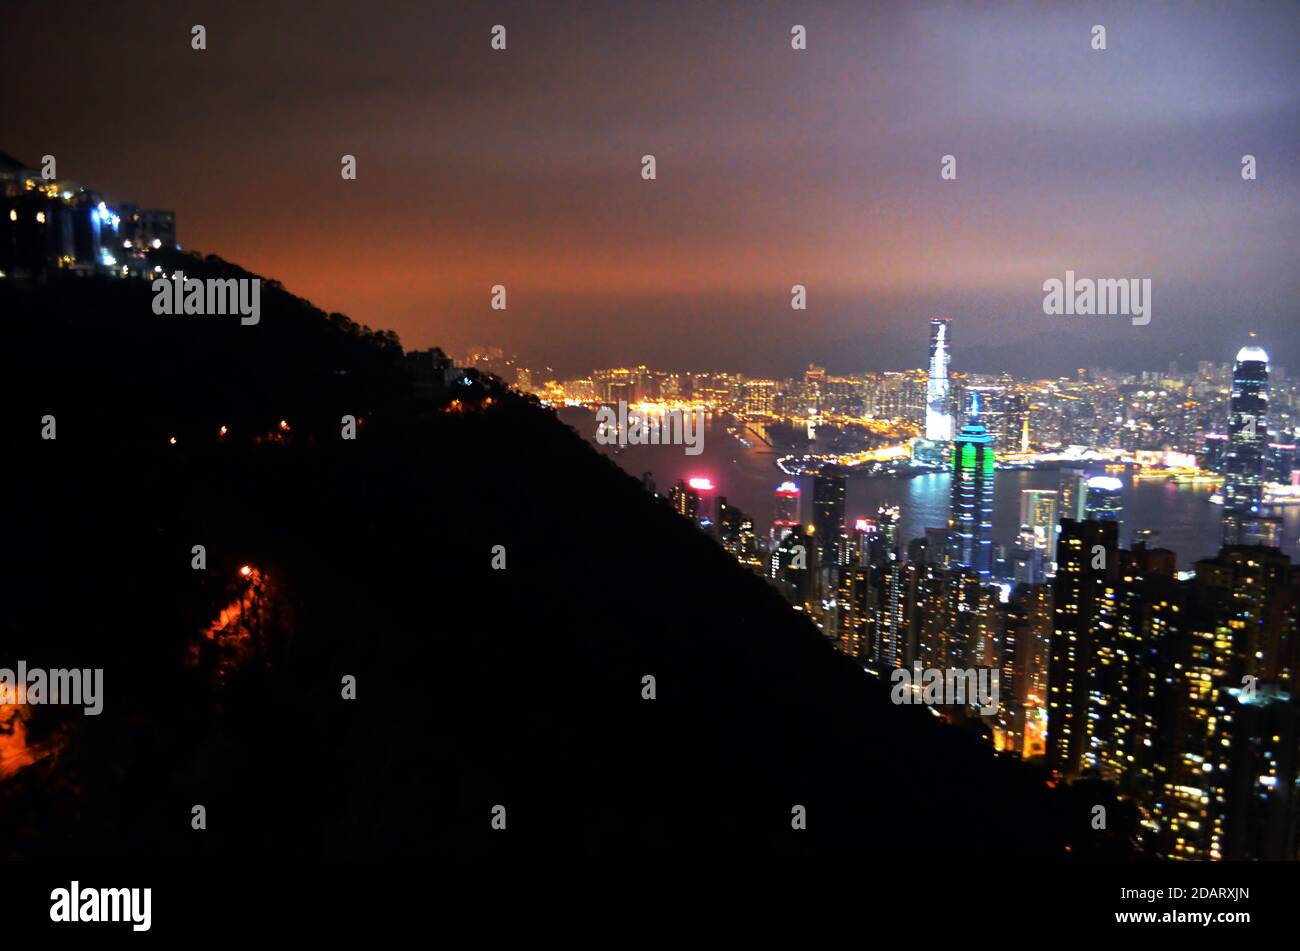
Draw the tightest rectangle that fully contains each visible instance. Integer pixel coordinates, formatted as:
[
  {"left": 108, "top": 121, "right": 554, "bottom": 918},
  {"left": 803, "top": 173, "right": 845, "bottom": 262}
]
[{"left": 0, "top": 254, "right": 1090, "bottom": 859}]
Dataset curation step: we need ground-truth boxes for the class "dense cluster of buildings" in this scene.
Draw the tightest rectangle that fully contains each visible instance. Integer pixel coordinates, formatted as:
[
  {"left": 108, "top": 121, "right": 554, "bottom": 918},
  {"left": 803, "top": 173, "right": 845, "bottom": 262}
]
[
  {"left": 641, "top": 320, "right": 1300, "bottom": 861},
  {"left": 0, "top": 152, "right": 177, "bottom": 282},
  {"left": 492, "top": 322, "right": 1300, "bottom": 477}
]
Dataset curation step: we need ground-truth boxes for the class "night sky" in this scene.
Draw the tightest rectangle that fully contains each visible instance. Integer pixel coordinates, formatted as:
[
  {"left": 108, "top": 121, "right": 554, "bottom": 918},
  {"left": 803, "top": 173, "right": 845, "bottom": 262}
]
[{"left": 5, "top": 0, "right": 1297, "bottom": 376}]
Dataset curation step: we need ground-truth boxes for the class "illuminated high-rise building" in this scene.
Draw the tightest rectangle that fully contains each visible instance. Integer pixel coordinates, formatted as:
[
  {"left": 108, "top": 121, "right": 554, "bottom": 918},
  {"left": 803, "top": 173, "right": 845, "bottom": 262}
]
[
  {"left": 1059, "top": 468, "right": 1088, "bottom": 523},
  {"left": 1009, "top": 532, "right": 1046, "bottom": 585},
  {"left": 833, "top": 564, "right": 873, "bottom": 659},
  {"left": 1152, "top": 546, "right": 1300, "bottom": 858},
  {"left": 771, "top": 481, "right": 801, "bottom": 543},
  {"left": 1019, "top": 489, "right": 1059, "bottom": 565},
  {"left": 686, "top": 476, "right": 716, "bottom": 526},
  {"left": 1007, "top": 392, "right": 1031, "bottom": 453},
  {"left": 1222, "top": 342, "right": 1270, "bottom": 546},
  {"left": 925, "top": 317, "right": 953, "bottom": 442},
  {"left": 947, "top": 393, "right": 995, "bottom": 581},
  {"left": 1047, "top": 517, "right": 1119, "bottom": 779},
  {"left": 716, "top": 497, "right": 762, "bottom": 572},
  {"left": 1086, "top": 544, "right": 1178, "bottom": 792},
  {"left": 742, "top": 379, "right": 778, "bottom": 417},
  {"left": 1267, "top": 439, "right": 1298, "bottom": 484},
  {"left": 1212, "top": 684, "right": 1300, "bottom": 861},
  {"left": 875, "top": 505, "right": 900, "bottom": 555},
  {"left": 1085, "top": 475, "right": 1124, "bottom": 533},
  {"left": 812, "top": 471, "right": 847, "bottom": 566},
  {"left": 999, "top": 582, "right": 1053, "bottom": 757},
  {"left": 872, "top": 505, "right": 905, "bottom": 668},
  {"left": 668, "top": 480, "right": 700, "bottom": 522},
  {"left": 849, "top": 517, "right": 877, "bottom": 567},
  {"left": 966, "top": 384, "right": 1007, "bottom": 450},
  {"left": 771, "top": 524, "right": 818, "bottom": 613},
  {"left": 897, "top": 560, "right": 945, "bottom": 669}
]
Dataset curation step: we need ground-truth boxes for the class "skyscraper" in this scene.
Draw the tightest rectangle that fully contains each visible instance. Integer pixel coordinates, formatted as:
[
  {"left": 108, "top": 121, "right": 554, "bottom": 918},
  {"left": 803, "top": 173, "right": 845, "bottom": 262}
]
[
  {"left": 771, "top": 524, "right": 818, "bottom": 612},
  {"left": 1058, "top": 467, "right": 1089, "bottom": 522},
  {"left": 1087, "top": 543, "right": 1178, "bottom": 793},
  {"left": 966, "top": 383, "right": 1007, "bottom": 450},
  {"left": 1162, "top": 545, "right": 1300, "bottom": 858},
  {"left": 1007, "top": 392, "right": 1031, "bottom": 453},
  {"left": 771, "top": 481, "right": 801, "bottom": 543},
  {"left": 1048, "top": 517, "right": 1119, "bottom": 778},
  {"left": 741, "top": 379, "right": 777, "bottom": 416},
  {"left": 1019, "top": 489, "right": 1059, "bottom": 565},
  {"left": 812, "top": 471, "right": 847, "bottom": 566},
  {"left": 1085, "top": 475, "right": 1124, "bottom": 530},
  {"left": 947, "top": 393, "right": 995, "bottom": 581},
  {"left": 716, "top": 497, "right": 761, "bottom": 571},
  {"left": 1223, "top": 342, "right": 1270, "bottom": 546},
  {"left": 668, "top": 480, "right": 700, "bottom": 522},
  {"left": 1213, "top": 684, "right": 1300, "bottom": 861},
  {"left": 876, "top": 505, "right": 900, "bottom": 554},
  {"left": 925, "top": 317, "right": 953, "bottom": 442}
]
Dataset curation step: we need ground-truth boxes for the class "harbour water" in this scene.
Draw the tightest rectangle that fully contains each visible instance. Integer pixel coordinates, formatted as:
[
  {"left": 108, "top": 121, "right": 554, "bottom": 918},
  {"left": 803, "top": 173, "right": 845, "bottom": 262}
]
[{"left": 559, "top": 407, "right": 1300, "bottom": 568}]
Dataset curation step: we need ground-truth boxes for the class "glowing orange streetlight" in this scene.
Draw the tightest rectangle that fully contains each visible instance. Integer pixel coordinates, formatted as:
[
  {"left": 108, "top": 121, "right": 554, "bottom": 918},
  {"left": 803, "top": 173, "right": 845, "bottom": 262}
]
[{"left": 168, "top": 436, "right": 177, "bottom": 445}]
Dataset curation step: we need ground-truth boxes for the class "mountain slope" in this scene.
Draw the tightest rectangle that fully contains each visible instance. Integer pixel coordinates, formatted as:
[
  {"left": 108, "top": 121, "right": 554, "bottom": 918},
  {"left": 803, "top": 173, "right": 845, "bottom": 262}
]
[{"left": 0, "top": 254, "right": 1085, "bottom": 859}]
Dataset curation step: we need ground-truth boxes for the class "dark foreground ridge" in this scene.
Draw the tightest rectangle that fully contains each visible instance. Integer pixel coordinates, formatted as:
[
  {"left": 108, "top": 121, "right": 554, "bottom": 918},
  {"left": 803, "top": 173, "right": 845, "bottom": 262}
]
[{"left": 0, "top": 254, "right": 1099, "bottom": 859}]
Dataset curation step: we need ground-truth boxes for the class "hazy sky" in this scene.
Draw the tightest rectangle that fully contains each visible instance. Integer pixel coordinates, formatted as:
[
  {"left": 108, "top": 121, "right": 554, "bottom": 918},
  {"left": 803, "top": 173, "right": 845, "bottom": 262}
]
[{"left": 5, "top": 0, "right": 1297, "bottom": 376}]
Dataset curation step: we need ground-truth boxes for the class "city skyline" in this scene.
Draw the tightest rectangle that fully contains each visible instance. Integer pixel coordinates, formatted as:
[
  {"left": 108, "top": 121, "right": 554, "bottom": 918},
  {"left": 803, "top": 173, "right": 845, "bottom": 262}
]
[
  {"left": 622, "top": 311, "right": 1300, "bottom": 863},
  {"left": 6, "top": 2, "right": 1300, "bottom": 922},
  {"left": 506, "top": 317, "right": 1299, "bottom": 567}
]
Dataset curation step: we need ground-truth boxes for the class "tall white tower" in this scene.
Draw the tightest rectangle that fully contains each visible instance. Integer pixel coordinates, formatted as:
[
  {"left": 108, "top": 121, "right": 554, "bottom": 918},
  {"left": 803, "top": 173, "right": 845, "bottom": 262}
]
[{"left": 925, "top": 317, "right": 953, "bottom": 441}]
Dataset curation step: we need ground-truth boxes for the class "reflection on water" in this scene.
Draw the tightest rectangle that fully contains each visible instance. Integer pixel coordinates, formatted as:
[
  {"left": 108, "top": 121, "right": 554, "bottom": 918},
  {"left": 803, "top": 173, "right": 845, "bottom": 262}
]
[{"left": 562, "top": 407, "right": 1299, "bottom": 567}]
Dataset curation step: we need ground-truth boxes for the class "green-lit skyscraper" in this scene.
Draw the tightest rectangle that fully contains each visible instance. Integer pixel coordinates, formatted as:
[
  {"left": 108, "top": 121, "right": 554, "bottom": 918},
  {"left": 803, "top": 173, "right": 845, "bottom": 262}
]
[{"left": 947, "top": 393, "right": 995, "bottom": 581}]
